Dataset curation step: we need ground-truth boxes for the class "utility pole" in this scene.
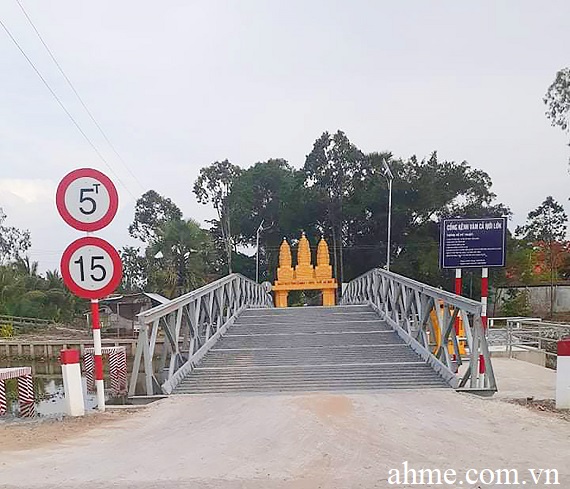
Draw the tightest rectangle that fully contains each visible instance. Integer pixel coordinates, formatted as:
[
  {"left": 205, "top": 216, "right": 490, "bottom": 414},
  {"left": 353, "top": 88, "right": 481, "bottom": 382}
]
[
  {"left": 382, "top": 159, "right": 394, "bottom": 271},
  {"left": 256, "top": 220, "right": 264, "bottom": 283}
]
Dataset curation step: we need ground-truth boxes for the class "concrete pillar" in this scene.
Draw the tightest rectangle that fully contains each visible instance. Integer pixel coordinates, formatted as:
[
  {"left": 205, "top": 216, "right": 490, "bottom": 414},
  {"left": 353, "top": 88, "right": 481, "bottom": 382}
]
[
  {"left": 556, "top": 338, "right": 570, "bottom": 409},
  {"left": 322, "top": 289, "right": 336, "bottom": 306},
  {"left": 275, "top": 290, "right": 289, "bottom": 308},
  {"left": 60, "top": 349, "right": 85, "bottom": 417}
]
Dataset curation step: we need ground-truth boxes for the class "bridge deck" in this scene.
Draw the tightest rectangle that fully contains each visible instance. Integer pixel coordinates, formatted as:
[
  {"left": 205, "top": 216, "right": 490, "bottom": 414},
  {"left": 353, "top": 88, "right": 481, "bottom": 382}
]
[{"left": 175, "top": 305, "right": 448, "bottom": 394}]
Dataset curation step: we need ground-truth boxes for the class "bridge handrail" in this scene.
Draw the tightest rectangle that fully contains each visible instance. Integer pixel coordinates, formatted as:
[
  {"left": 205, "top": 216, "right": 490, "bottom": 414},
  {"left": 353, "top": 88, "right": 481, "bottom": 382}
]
[
  {"left": 129, "top": 273, "right": 273, "bottom": 396},
  {"left": 341, "top": 268, "right": 497, "bottom": 392}
]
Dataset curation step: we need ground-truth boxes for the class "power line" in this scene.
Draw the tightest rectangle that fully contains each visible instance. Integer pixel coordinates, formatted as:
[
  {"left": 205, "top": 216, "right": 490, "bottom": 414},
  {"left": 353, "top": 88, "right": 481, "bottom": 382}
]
[
  {"left": 0, "top": 17, "right": 136, "bottom": 199},
  {"left": 15, "top": 0, "right": 145, "bottom": 193}
]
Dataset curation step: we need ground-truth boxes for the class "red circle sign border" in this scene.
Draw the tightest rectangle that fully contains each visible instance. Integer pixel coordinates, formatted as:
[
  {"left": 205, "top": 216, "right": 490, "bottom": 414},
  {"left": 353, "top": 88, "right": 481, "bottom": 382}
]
[
  {"left": 56, "top": 168, "right": 119, "bottom": 232},
  {"left": 61, "top": 236, "right": 123, "bottom": 300}
]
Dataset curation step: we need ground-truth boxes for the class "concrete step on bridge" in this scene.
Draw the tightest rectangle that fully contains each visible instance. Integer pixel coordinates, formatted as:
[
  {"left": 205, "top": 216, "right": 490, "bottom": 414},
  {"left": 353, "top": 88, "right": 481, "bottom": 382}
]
[
  {"left": 175, "top": 305, "right": 447, "bottom": 393},
  {"left": 129, "top": 269, "right": 496, "bottom": 397}
]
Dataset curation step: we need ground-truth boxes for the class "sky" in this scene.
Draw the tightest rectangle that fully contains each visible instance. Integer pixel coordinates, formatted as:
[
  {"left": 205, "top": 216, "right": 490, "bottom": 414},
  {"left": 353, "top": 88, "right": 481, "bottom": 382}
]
[{"left": 1, "top": 0, "right": 569, "bottom": 273}]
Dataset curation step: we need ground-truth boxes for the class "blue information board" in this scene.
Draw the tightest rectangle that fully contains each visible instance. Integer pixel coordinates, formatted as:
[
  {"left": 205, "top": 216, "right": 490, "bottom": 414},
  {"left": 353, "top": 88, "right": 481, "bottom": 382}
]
[{"left": 440, "top": 217, "right": 507, "bottom": 269}]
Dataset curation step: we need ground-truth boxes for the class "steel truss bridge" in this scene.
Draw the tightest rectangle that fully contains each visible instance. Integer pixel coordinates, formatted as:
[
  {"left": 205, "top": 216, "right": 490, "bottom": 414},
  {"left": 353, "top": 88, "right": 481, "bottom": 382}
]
[{"left": 129, "top": 268, "right": 496, "bottom": 397}]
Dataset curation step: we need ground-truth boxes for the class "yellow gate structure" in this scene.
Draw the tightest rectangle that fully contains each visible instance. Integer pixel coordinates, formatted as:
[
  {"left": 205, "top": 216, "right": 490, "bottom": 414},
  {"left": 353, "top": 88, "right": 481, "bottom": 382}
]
[{"left": 272, "top": 233, "right": 338, "bottom": 307}]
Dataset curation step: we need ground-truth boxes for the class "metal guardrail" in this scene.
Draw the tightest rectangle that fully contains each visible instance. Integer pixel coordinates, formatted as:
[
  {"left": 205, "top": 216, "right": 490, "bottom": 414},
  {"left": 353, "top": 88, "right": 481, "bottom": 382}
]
[
  {"left": 128, "top": 274, "right": 273, "bottom": 395},
  {"left": 488, "top": 317, "right": 542, "bottom": 329},
  {"left": 505, "top": 319, "right": 570, "bottom": 365},
  {"left": 341, "top": 268, "right": 496, "bottom": 392}
]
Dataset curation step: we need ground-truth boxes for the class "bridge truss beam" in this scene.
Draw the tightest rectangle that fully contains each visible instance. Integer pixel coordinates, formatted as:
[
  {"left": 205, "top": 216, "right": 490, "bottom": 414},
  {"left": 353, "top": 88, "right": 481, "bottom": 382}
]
[
  {"left": 128, "top": 274, "right": 273, "bottom": 396},
  {"left": 341, "top": 268, "right": 497, "bottom": 393}
]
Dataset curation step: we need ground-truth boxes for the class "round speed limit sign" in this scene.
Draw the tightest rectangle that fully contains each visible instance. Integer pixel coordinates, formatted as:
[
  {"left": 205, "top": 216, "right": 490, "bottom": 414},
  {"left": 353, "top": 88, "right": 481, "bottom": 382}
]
[
  {"left": 61, "top": 237, "right": 123, "bottom": 299},
  {"left": 56, "top": 168, "right": 119, "bottom": 232}
]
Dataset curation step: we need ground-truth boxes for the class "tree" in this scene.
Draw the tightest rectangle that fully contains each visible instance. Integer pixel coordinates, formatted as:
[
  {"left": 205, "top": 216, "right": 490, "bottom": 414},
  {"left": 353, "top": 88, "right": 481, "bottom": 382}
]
[
  {"left": 544, "top": 68, "right": 570, "bottom": 160},
  {"left": 516, "top": 196, "right": 568, "bottom": 316},
  {"left": 148, "top": 218, "right": 215, "bottom": 297},
  {"left": 344, "top": 151, "right": 509, "bottom": 287},
  {"left": 303, "top": 131, "right": 366, "bottom": 284},
  {"left": 516, "top": 196, "right": 567, "bottom": 243},
  {"left": 229, "top": 159, "right": 317, "bottom": 280},
  {"left": 0, "top": 208, "right": 31, "bottom": 264},
  {"left": 193, "top": 160, "right": 242, "bottom": 274},
  {"left": 129, "top": 190, "right": 182, "bottom": 243},
  {"left": 120, "top": 246, "right": 148, "bottom": 292}
]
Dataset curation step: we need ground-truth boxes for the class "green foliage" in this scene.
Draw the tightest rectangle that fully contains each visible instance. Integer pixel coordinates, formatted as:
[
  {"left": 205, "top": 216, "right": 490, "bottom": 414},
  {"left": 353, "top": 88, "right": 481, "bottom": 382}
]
[
  {"left": 544, "top": 68, "right": 570, "bottom": 132},
  {"left": 148, "top": 218, "right": 215, "bottom": 297},
  {"left": 515, "top": 196, "right": 567, "bottom": 243},
  {"left": 120, "top": 246, "right": 148, "bottom": 292},
  {"left": 128, "top": 190, "right": 182, "bottom": 243},
  {"left": 0, "top": 262, "right": 82, "bottom": 322},
  {"left": 0, "top": 321, "right": 14, "bottom": 338},
  {"left": 544, "top": 68, "right": 570, "bottom": 163},
  {"left": 340, "top": 150, "right": 509, "bottom": 286},
  {"left": 229, "top": 159, "right": 313, "bottom": 281},
  {"left": 303, "top": 130, "right": 367, "bottom": 283},
  {"left": 193, "top": 160, "right": 242, "bottom": 273},
  {"left": 0, "top": 208, "right": 31, "bottom": 264},
  {"left": 192, "top": 131, "right": 512, "bottom": 291},
  {"left": 124, "top": 191, "right": 221, "bottom": 297},
  {"left": 500, "top": 289, "right": 532, "bottom": 317}
]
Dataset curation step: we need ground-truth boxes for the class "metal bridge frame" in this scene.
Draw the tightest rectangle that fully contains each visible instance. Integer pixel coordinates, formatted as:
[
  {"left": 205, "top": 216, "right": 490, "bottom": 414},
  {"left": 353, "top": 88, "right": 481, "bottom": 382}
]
[
  {"left": 341, "top": 268, "right": 497, "bottom": 393},
  {"left": 129, "top": 274, "right": 273, "bottom": 396}
]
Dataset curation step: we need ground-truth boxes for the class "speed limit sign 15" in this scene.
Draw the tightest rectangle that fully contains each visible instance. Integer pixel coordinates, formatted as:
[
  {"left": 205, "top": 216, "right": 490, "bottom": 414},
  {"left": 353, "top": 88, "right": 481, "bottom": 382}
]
[
  {"left": 61, "top": 237, "right": 123, "bottom": 299},
  {"left": 56, "top": 168, "right": 119, "bottom": 232}
]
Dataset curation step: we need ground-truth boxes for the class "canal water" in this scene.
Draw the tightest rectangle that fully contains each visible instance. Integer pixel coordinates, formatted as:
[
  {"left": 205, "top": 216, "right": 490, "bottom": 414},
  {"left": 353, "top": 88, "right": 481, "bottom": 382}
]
[{"left": 0, "top": 359, "right": 129, "bottom": 417}]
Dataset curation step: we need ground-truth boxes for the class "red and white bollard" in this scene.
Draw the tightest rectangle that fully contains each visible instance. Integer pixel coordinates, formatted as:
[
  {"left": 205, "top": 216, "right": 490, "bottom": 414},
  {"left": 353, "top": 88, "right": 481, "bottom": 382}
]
[
  {"left": 60, "top": 349, "right": 85, "bottom": 417},
  {"left": 556, "top": 338, "right": 570, "bottom": 409},
  {"left": 0, "top": 367, "right": 35, "bottom": 417},
  {"left": 84, "top": 346, "right": 127, "bottom": 396},
  {"left": 0, "top": 378, "right": 6, "bottom": 416},
  {"left": 17, "top": 374, "right": 35, "bottom": 418}
]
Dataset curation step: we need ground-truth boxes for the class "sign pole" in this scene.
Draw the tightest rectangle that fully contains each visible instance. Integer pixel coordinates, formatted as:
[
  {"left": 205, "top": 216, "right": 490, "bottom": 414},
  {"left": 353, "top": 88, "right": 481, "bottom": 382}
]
[
  {"left": 57, "top": 168, "right": 122, "bottom": 412},
  {"left": 91, "top": 299, "right": 105, "bottom": 411},
  {"left": 454, "top": 268, "right": 462, "bottom": 339},
  {"left": 479, "top": 267, "right": 489, "bottom": 387},
  {"left": 481, "top": 267, "right": 488, "bottom": 329}
]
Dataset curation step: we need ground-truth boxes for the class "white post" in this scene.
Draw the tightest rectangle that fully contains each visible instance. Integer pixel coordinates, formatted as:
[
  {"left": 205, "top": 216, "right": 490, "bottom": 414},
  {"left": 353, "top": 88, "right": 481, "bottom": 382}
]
[
  {"left": 556, "top": 339, "right": 570, "bottom": 409},
  {"left": 60, "top": 349, "right": 85, "bottom": 417}
]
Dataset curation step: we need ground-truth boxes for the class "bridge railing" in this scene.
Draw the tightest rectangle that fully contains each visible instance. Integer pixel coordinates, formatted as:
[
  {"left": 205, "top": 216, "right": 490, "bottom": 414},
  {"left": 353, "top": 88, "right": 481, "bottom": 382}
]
[
  {"left": 341, "top": 268, "right": 496, "bottom": 393},
  {"left": 128, "top": 273, "right": 273, "bottom": 396}
]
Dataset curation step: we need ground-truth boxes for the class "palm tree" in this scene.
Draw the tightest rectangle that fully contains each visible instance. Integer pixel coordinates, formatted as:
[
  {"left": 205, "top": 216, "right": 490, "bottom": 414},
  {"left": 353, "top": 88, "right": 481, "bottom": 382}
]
[{"left": 149, "top": 219, "right": 214, "bottom": 296}]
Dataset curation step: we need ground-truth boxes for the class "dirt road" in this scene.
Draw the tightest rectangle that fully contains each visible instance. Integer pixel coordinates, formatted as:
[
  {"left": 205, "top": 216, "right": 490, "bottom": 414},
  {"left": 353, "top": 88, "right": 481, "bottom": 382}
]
[{"left": 1, "top": 389, "right": 568, "bottom": 489}]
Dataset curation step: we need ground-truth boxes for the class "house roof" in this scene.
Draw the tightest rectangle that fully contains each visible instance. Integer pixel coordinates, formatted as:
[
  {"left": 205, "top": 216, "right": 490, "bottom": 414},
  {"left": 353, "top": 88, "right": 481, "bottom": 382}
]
[
  {"left": 101, "top": 292, "right": 170, "bottom": 304},
  {"left": 143, "top": 292, "right": 170, "bottom": 304}
]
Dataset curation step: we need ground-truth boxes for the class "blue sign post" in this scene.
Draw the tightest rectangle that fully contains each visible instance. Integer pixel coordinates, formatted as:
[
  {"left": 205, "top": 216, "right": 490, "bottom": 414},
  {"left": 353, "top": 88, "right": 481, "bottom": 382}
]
[{"left": 440, "top": 217, "right": 507, "bottom": 269}]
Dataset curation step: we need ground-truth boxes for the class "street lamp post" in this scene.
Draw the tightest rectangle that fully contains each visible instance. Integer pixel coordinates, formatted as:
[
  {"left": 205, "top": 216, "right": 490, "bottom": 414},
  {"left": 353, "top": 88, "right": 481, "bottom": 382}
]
[
  {"left": 382, "top": 159, "right": 394, "bottom": 271},
  {"left": 256, "top": 219, "right": 264, "bottom": 283}
]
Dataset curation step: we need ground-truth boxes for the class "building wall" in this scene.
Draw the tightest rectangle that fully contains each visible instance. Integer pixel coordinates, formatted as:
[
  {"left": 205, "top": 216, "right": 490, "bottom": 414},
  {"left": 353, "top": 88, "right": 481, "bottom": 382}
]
[{"left": 494, "top": 285, "right": 570, "bottom": 315}]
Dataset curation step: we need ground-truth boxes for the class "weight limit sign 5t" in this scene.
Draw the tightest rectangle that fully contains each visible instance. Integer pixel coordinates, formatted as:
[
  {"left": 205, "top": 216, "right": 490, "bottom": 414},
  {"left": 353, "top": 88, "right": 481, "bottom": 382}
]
[{"left": 56, "top": 168, "right": 118, "bottom": 232}]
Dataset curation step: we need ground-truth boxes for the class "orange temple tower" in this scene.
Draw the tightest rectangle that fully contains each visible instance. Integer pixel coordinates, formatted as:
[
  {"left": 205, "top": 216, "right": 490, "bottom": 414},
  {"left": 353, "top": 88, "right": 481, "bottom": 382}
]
[{"left": 272, "top": 233, "right": 338, "bottom": 307}]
